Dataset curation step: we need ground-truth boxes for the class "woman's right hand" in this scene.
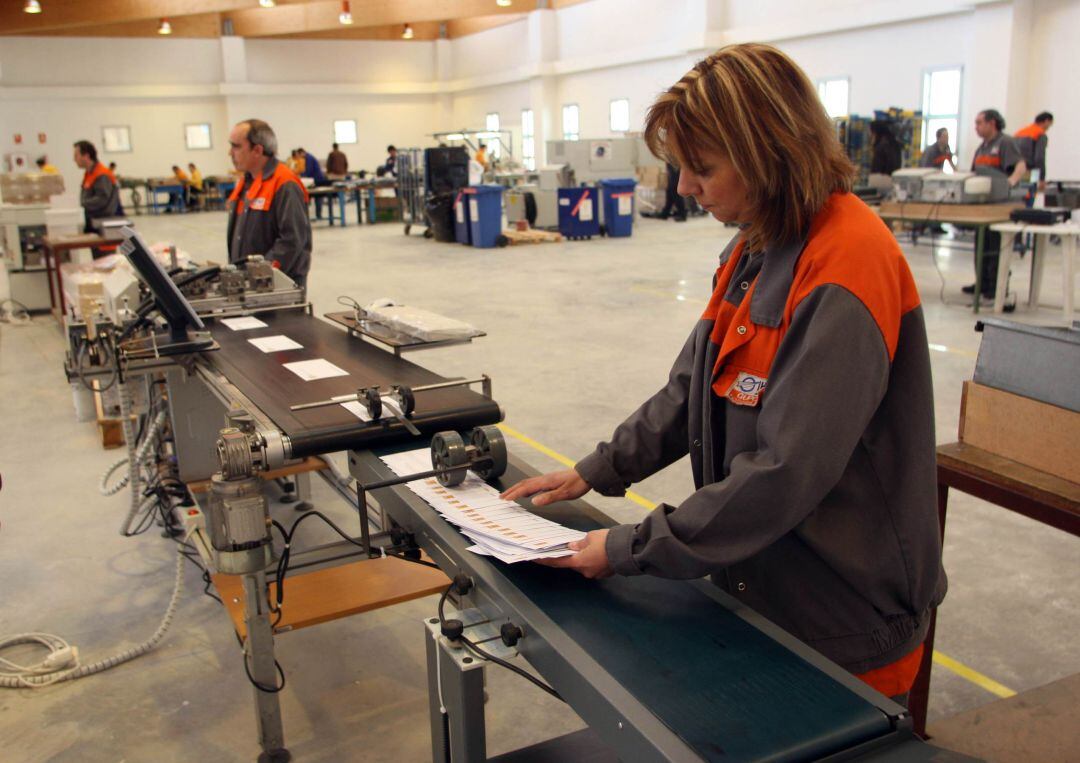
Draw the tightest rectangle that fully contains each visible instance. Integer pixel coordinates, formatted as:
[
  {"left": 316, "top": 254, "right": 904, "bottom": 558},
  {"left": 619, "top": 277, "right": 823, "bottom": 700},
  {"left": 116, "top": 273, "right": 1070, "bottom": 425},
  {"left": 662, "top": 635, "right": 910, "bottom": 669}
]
[{"left": 500, "top": 469, "right": 591, "bottom": 507}]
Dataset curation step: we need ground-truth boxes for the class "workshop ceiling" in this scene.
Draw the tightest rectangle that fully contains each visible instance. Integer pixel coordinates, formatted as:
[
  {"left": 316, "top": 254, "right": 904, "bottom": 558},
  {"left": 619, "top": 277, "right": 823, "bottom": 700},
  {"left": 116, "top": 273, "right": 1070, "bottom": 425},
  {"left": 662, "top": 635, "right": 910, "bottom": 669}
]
[{"left": 3, "top": 0, "right": 593, "bottom": 41}]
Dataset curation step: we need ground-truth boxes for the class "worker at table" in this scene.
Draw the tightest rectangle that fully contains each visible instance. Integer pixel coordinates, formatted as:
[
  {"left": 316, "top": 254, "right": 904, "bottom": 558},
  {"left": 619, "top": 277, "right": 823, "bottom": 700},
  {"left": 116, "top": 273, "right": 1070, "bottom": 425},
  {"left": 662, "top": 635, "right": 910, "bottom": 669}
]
[
  {"left": 919, "top": 127, "right": 957, "bottom": 171},
  {"left": 1014, "top": 111, "right": 1053, "bottom": 189},
  {"left": 187, "top": 162, "right": 205, "bottom": 209},
  {"left": 35, "top": 155, "right": 60, "bottom": 174},
  {"left": 503, "top": 44, "right": 947, "bottom": 705},
  {"left": 963, "top": 109, "right": 1027, "bottom": 305},
  {"left": 226, "top": 119, "right": 312, "bottom": 289},
  {"left": 73, "top": 139, "right": 121, "bottom": 257}
]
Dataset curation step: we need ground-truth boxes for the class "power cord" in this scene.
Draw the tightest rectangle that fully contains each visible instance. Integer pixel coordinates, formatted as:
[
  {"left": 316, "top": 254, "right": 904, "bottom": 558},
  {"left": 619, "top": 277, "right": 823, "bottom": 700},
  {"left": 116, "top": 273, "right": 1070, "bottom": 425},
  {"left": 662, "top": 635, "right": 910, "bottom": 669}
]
[{"left": 436, "top": 576, "right": 563, "bottom": 703}]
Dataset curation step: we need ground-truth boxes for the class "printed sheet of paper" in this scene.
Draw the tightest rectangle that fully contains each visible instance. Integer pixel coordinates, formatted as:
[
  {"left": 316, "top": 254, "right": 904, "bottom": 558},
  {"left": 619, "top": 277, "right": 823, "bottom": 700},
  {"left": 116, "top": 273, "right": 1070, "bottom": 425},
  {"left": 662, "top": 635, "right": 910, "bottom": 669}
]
[
  {"left": 248, "top": 335, "right": 303, "bottom": 353},
  {"left": 282, "top": 358, "right": 349, "bottom": 382},
  {"left": 340, "top": 401, "right": 372, "bottom": 421},
  {"left": 220, "top": 316, "right": 268, "bottom": 331},
  {"left": 379, "top": 448, "right": 584, "bottom": 563}
]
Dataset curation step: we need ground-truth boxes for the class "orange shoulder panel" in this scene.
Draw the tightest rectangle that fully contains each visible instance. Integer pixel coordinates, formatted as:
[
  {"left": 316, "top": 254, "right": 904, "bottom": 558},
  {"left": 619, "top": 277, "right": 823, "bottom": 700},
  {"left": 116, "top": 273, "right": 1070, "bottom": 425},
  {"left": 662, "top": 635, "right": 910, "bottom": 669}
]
[
  {"left": 789, "top": 193, "right": 920, "bottom": 362},
  {"left": 1013, "top": 123, "right": 1044, "bottom": 141}
]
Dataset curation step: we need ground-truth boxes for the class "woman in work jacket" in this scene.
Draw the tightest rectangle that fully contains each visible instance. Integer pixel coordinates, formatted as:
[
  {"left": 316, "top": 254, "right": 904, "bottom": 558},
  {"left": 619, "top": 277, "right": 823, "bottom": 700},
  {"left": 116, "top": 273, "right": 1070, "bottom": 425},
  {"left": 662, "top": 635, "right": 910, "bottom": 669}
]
[{"left": 502, "top": 43, "right": 947, "bottom": 702}]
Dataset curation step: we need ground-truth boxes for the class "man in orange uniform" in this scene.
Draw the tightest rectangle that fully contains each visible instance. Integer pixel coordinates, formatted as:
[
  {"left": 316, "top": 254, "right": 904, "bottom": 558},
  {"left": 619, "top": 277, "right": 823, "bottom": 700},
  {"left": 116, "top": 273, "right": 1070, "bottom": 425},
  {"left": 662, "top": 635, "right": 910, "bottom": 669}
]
[
  {"left": 1013, "top": 111, "right": 1053, "bottom": 188},
  {"left": 226, "top": 119, "right": 312, "bottom": 289},
  {"left": 73, "top": 140, "right": 121, "bottom": 257}
]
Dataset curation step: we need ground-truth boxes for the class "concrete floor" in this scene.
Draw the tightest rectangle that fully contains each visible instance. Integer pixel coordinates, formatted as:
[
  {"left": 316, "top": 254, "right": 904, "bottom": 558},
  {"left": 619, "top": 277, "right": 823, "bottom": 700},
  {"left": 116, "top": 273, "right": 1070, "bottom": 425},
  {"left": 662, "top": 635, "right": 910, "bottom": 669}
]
[{"left": 1, "top": 208, "right": 1077, "bottom": 761}]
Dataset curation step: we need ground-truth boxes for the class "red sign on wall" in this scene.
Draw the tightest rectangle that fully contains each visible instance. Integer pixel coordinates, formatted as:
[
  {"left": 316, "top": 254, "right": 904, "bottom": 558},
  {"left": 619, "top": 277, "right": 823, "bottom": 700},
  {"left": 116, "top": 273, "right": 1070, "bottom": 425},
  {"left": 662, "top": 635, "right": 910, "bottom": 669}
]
[
  {"left": 38, "top": 133, "right": 47, "bottom": 144},
  {"left": 14, "top": 134, "right": 22, "bottom": 144}
]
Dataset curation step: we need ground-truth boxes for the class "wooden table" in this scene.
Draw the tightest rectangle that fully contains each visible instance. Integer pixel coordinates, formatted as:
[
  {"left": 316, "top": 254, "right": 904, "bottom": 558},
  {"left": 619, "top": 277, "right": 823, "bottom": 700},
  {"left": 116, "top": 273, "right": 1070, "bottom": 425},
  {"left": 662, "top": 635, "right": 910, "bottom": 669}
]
[
  {"left": 40, "top": 232, "right": 120, "bottom": 321},
  {"left": 908, "top": 441, "right": 1080, "bottom": 736},
  {"left": 878, "top": 201, "right": 1021, "bottom": 313}
]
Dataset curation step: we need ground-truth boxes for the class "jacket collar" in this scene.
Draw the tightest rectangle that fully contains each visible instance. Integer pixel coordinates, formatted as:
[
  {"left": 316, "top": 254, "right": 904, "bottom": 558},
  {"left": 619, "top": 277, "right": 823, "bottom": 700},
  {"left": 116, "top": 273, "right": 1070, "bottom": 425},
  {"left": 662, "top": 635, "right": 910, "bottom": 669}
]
[
  {"left": 245, "top": 156, "right": 279, "bottom": 184},
  {"left": 748, "top": 235, "right": 807, "bottom": 328}
]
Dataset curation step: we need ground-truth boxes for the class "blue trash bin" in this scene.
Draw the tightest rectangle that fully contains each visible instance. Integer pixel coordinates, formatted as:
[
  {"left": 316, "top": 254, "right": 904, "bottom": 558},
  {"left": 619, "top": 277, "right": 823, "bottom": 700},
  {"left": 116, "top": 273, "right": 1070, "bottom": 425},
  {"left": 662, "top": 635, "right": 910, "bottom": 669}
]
[
  {"left": 453, "top": 189, "right": 471, "bottom": 244},
  {"left": 557, "top": 187, "right": 601, "bottom": 239},
  {"left": 600, "top": 178, "right": 637, "bottom": 237},
  {"left": 467, "top": 185, "right": 504, "bottom": 248}
]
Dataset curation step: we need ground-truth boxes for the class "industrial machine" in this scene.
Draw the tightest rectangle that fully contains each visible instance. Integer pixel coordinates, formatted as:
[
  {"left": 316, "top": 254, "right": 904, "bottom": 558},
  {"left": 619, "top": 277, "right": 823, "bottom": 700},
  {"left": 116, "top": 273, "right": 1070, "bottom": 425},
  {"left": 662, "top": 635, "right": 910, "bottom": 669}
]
[
  {"left": 891, "top": 168, "right": 937, "bottom": 201},
  {"left": 1, "top": 172, "right": 76, "bottom": 311},
  {"left": 504, "top": 165, "right": 574, "bottom": 230},
  {"left": 545, "top": 135, "right": 659, "bottom": 184}
]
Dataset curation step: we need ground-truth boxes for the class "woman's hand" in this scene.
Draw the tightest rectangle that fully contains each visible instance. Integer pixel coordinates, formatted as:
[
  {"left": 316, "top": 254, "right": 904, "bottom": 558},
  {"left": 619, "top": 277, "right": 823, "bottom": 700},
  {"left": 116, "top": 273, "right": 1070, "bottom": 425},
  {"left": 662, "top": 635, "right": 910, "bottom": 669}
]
[
  {"left": 537, "top": 529, "right": 614, "bottom": 579},
  {"left": 500, "top": 469, "right": 590, "bottom": 507}
]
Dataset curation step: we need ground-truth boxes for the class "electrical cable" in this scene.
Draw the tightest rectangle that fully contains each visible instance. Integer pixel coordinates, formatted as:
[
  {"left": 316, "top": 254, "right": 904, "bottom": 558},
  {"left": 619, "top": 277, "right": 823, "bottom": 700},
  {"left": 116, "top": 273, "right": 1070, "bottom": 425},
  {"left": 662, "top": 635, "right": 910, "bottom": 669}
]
[
  {"left": 0, "top": 540, "right": 188, "bottom": 689},
  {"left": 436, "top": 582, "right": 563, "bottom": 703}
]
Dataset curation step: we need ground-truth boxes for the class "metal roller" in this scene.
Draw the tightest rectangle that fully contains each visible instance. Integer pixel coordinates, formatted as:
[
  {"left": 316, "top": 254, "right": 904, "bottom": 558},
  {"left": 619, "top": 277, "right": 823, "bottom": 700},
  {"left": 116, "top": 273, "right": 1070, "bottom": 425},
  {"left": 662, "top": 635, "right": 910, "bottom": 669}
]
[
  {"left": 431, "top": 431, "right": 469, "bottom": 487},
  {"left": 363, "top": 387, "right": 382, "bottom": 420},
  {"left": 469, "top": 425, "right": 507, "bottom": 481}
]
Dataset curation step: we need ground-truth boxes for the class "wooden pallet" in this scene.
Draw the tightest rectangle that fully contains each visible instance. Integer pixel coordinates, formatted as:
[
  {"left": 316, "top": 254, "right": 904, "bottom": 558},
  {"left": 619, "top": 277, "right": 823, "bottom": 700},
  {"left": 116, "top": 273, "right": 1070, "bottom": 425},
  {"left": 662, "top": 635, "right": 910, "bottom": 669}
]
[{"left": 501, "top": 228, "right": 564, "bottom": 245}]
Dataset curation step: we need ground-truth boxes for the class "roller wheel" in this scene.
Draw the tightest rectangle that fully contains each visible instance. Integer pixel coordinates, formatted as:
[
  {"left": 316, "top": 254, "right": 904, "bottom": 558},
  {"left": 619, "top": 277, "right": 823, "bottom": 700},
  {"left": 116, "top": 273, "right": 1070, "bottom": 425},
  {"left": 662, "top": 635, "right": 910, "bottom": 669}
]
[
  {"left": 496, "top": 234, "right": 509, "bottom": 248},
  {"left": 469, "top": 425, "right": 508, "bottom": 482},
  {"left": 363, "top": 387, "right": 382, "bottom": 421},
  {"left": 431, "top": 431, "right": 469, "bottom": 487},
  {"left": 395, "top": 386, "right": 416, "bottom": 417}
]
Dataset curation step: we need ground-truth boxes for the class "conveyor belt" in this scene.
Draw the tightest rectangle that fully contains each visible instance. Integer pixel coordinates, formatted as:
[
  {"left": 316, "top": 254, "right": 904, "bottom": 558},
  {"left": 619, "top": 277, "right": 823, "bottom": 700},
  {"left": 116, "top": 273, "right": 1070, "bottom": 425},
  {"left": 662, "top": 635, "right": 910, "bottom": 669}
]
[
  {"left": 356, "top": 452, "right": 907, "bottom": 762},
  {"left": 205, "top": 309, "right": 502, "bottom": 457}
]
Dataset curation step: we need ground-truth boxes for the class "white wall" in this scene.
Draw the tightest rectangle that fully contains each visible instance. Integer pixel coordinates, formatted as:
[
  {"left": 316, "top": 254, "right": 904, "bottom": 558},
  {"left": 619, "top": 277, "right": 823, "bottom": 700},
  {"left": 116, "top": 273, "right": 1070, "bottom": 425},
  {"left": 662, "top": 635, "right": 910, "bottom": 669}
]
[
  {"left": 1025, "top": 0, "right": 1080, "bottom": 178},
  {"left": 245, "top": 39, "right": 434, "bottom": 84},
  {"left": 450, "top": 20, "right": 529, "bottom": 81},
  {"left": 0, "top": 37, "right": 223, "bottom": 85}
]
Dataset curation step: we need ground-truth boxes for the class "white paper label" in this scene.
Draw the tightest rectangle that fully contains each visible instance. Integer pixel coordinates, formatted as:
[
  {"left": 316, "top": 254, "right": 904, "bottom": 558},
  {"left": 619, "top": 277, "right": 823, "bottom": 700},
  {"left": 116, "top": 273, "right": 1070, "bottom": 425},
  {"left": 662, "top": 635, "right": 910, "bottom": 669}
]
[
  {"left": 578, "top": 198, "right": 593, "bottom": 222},
  {"left": 248, "top": 335, "right": 302, "bottom": 353},
  {"left": 456, "top": 201, "right": 464, "bottom": 224},
  {"left": 469, "top": 199, "right": 479, "bottom": 220},
  {"left": 617, "top": 195, "right": 632, "bottom": 216},
  {"left": 559, "top": 198, "right": 570, "bottom": 206},
  {"left": 221, "top": 316, "right": 268, "bottom": 331},
  {"left": 282, "top": 358, "right": 349, "bottom": 382}
]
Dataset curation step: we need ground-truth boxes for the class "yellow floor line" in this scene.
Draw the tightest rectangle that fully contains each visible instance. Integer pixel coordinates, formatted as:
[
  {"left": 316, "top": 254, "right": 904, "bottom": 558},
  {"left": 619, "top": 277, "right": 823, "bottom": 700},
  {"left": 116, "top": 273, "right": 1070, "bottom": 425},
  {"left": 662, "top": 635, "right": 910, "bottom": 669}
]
[
  {"left": 496, "top": 423, "right": 657, "bottom": 510},
  {"left": 932, "top": 650, "right": 1017, "bottom": 698}
]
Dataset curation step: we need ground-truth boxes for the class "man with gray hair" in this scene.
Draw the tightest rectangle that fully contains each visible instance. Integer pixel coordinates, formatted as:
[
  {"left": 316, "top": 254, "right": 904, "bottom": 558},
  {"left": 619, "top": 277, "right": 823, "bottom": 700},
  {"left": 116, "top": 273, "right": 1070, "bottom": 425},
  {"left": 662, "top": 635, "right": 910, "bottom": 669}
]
[{"left": 226, "top": 118, "right": 312, "bottom": 288}]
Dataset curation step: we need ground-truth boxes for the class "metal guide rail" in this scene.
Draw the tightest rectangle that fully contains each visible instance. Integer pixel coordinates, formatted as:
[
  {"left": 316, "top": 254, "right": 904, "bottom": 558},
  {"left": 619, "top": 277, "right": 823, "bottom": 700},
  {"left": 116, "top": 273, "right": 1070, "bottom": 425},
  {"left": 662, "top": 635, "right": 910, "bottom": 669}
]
[{"left": 349, "top": 450, "right": 968, "bottom": 763}]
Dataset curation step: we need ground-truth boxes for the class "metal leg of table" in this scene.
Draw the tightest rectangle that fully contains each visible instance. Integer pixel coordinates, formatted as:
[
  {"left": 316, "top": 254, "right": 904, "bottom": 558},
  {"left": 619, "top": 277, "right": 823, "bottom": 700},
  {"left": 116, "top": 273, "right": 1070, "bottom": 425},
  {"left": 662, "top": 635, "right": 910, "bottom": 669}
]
[
  {"left": 994, "top": 232, "right": 1017, "bottom": 314},
  {"left": 973, "top": 226, "right": 985, "bottom": 314},
  {"left": 1029, "top": 234, "right": 1045, "bottom": 309},
  {"left": 354, "top": 190, "right": 363, "bottom": 224},
  {"left": 241, "top": 570, "right": 290, "bottom": 763},
  {"left": 293, "top": 471, "right": 313, "bottom": 512},
  {"left": 424, "top": 619, "right": 486, "bottom": 763},
  {"left": 910, "top": 479, "right": 950, "bottom": 738},
  {"left": 337, "top": 190, "right": 347, "bottom": 227},
  {"left": 368, "top": 188, "right": 377, "bottom": 225},
  {"left": 1063, "top": 234, "right": 1076, "bottom": 323}
]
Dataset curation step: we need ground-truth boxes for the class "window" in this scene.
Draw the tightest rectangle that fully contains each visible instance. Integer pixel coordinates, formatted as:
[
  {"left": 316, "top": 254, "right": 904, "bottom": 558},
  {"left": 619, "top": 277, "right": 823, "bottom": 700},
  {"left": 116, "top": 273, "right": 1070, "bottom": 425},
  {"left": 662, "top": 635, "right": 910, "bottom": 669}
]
[
  {"left": 185, "top": 123, "right": 212, "bottom": 150},
  {"left": 101, "top": 125, "right": 132, "bottom": 154},
  {"left": 921, "top": 67, "right": 962, "bottom": 173},
  {"left": 816, "top": 77, "right": 849, "bottom": 119},
  {"left": 333, "top": 119, "right": 358, "bottom": 145},
  {"left": 485, "top": 113, "right": 501, "bottom": 159},
  {"left": 562, "top": 104, "right": 579, "bottom": 141},
  {"left": 521, "top": 109, "right": 536, "bottom": 171},
  {"left": 609, "top": 98, "right": 630, "bottom": 133}
]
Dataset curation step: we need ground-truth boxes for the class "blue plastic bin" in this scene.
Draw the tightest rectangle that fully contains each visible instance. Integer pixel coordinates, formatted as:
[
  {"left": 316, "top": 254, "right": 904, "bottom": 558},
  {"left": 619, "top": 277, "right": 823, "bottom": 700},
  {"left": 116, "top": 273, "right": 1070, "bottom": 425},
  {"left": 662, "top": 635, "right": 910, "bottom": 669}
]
[
  {"left": 600, "top": 178, "right": 637, "bottom": 237},
  {"left": 453, "top": 189, "right": 471, "bottom": 245},
  {"left": 557, "top": 187, "right": 601, "bottom": 239},
  {"left": 466, "top": 185, "right": 504, "bottom": 248}
]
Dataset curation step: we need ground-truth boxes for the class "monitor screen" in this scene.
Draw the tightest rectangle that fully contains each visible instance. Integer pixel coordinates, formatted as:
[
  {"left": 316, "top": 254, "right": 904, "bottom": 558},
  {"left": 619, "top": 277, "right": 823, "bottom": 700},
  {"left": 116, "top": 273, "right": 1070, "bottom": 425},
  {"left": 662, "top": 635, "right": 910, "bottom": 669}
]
[{"left": 119, "top": 227, "right": 204, "bottom": 343}]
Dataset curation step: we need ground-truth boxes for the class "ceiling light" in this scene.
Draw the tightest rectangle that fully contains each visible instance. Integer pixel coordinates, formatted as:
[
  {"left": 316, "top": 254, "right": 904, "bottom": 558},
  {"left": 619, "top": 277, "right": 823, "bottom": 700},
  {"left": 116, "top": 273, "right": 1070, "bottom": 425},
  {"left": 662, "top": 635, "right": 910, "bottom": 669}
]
[
  {"left": 496, "top": 0, "right": 513, "bottom": 6},
  {"left": 339, "top": 1, "right": 353, "bottom": 25},
  {"left": 158, "top": 18, "right": 172, "bottom": 35},
  {"left": 259, "top": 0, "right": 276, "bottom": 7},
  {"left": 24, "top": 0, "right": 42, "bottom": 13},
  {"left": 402, "top": 23, "right": 414, "bottom": 39}
]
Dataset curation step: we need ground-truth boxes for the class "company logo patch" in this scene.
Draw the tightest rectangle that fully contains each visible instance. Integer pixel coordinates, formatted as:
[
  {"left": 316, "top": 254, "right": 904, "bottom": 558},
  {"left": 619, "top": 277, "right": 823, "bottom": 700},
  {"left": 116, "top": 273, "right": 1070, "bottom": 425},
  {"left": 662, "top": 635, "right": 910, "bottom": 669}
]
[
  {"left": 250, "top": 197, "right": 267, "bottom": 210},
  {"left": 726, "top": 371, "right": 767, "bottom": 406}
]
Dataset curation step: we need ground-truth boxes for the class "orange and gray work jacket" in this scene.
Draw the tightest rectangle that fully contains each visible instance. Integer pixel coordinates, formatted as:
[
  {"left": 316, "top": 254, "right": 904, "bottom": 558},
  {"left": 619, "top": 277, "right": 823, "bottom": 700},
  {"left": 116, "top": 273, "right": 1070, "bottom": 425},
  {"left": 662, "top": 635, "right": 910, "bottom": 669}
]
[
  {"left": 576, "top": 193, "right": 947, "bottom": 677},
  {"left": 227, "top": 157, "right": 312, "bottom": 284},
  {"left": 918, "top": 142, "right": 952, "bottom": 169},
  {"left": 971, "top": 132, "right": 1023, "bottom": 177},
  {"left": 81, "top": 162, "right": 122, "bottom": 252},
  {"left": 1013, "top": 123, "right": 1048, "bottom": 179}
]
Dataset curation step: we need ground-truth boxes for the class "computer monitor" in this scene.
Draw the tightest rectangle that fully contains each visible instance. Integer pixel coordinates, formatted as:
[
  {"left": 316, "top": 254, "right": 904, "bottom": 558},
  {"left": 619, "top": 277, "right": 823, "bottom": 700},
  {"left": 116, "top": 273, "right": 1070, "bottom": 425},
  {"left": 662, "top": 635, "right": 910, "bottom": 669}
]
[{"left": 119, "top": 227, "right": 205, "bottom": 344}]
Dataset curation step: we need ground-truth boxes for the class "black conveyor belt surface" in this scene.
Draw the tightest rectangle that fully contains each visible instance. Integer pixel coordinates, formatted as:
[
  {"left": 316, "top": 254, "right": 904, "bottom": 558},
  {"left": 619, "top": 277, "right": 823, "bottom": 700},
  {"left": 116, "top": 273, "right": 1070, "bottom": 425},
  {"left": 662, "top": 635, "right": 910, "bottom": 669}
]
[
  {"left": 206, "top": 310, "right": 501, "bottom": 457},
  {"left": 369, "top": 450, "right": 897, "bottom": 761}
]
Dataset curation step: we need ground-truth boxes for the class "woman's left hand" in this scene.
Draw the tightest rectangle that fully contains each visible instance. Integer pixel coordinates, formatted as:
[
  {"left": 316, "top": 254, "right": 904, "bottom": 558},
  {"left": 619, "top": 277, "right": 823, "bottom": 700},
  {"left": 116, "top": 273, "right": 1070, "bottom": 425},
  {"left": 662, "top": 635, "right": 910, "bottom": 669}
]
[{"left": 536, "top": 529, "right": 613, "bottom": 579}]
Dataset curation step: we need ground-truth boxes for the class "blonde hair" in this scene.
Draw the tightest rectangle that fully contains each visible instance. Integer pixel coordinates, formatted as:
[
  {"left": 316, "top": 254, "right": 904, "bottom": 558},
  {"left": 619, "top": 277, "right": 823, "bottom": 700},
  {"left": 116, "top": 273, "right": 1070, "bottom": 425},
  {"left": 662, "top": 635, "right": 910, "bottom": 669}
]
[{"left": 644, "top": 44, "right": 854, "bottom": 251}]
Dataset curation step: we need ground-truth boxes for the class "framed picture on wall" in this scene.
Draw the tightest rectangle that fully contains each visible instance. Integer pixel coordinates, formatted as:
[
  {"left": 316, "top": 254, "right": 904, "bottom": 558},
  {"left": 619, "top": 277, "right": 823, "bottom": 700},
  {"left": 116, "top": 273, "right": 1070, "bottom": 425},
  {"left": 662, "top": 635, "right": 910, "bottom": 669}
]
[
  {"left": 333, "top": 120, "right": 358, "bottom": 145},
  {"left": 101, "top": 125, "right": 132, "bottom": 153},
  {"left": 185, "top": 123, "right": 213, "bottom": 150}
]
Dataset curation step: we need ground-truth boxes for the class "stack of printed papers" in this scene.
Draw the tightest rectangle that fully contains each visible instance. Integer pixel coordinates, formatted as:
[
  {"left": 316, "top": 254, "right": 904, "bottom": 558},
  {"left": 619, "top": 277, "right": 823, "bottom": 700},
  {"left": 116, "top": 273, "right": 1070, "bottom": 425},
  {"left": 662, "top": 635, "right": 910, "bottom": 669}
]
[{"left": 380, "top": 449, "right": 585, "bottom": 563}]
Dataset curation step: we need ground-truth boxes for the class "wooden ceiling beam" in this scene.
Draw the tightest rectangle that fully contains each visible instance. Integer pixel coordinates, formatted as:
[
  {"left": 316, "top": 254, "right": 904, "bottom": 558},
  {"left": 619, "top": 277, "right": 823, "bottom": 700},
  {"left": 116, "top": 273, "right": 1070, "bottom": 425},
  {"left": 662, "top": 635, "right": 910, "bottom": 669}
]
[
  {"left": 21, "top": 12, "right": 224, "bottom": 39},
  {"left": 0, "top": 0, "right": 292, "bottom": 35},
  {"left": 227, "top": 0, "right": 538, "bottom": 37}
]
